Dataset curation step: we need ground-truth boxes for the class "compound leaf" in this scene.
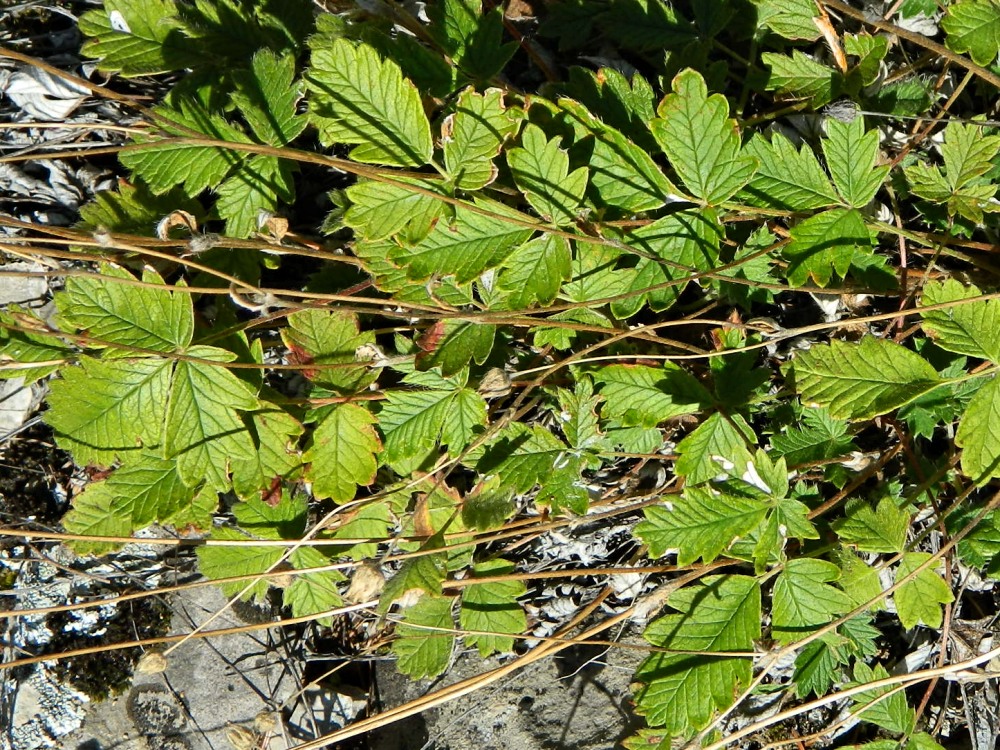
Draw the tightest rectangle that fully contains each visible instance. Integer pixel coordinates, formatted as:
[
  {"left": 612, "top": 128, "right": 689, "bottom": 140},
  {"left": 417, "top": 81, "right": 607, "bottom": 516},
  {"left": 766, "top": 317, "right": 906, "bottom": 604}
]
[
  {"left": 507, "top": 124, "right": 588, "bottom": 225},
  {"left": 762, "top": 50, "right": 841, "bottom": 107},
  {"left": 344, "top": 178, "right": 443, "bottom": 242},
  {"left": 783, "top": 208, "right": 870, "bottom": 287},
  {"left": 231, "top": 405, "right": 304, "bottom": 501},
  {"left": 595, "top": 364, "right": 712, "bottom": 428},
  {"left": 834, "top": 497, "right": 910, "bottom": 553},
  {"left": 443, "top": 87, "right": 520, "bottom": 190},
  {"left": 281, "top": 309, "right": 376, "bottom": 393},
  {"left": 498, "top": 234, "right": 571, "bottom": 308},
  {"left": 306, "top": 37, "right": 433, "bottom": 167},
  {"left": 956, "top": 375, "right": 1000, "bottom": 482},
  {"left": 79, "top": 0, "right": 192, "bottom": 76},
  {"left": 921, "top": 279, "right": 1000, "bottom": 363},
  {"left": 231, "top": 48, "right": 305, "bottom": 146},
  {"left": 789, "top": 337, "right": 942, "bottom": 420},
  {"left": 675, "top": 412, "right": 755, "bottom": 484},
  {"left": 850, "top": 662, "right": 915, "bottom": 734},
  {"left": 943, "top": 0, "right": 1000, "bottom": 66},
  {"left": 215, "top": 155, "right": 295, "bottom": 238},
  {"left": 741, "top": 132, "right": 839, "bottom": 211}
]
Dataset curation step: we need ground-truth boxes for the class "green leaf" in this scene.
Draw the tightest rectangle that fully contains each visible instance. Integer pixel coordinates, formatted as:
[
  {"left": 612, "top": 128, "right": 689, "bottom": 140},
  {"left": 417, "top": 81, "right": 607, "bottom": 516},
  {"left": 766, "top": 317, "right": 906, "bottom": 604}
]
[
  {"left": 956, "top": 376, "right": 1000, "bottom": 481},
  {"left": 557, "top": 99, "right": 676, "bottom": 212},
  {"left": 232, "top": 493, "right": 307, "bottom": 540},
  {"left": 771, "top": 558, "right": 852, "bottom": 644},
  {"left": 498, "top": 234, "right": 571, "bottom": 308},
  {"left": 306, "top": 38, "right": 433, "bottom": 167},
  {"left": 120, "top": 97, "right": 252, "bottom": 196},
  {"left": 634, "top": 575, "right": 760, "bottom": 735},
  {"left": 97, "top": 453, "right": 199, "bottom": 527},
  {"left": 230, "top": 49, "right": 305, "bottom": 146},
  {"left": 783, "top": 208, "right": 871, "bottom": 287},
  {"left": 555, "top": 377, "right": 605, "bottom": 459},
  {"left": 740, "top": 132, "right": 839, "bottom": 211},
  {"left": 560, "top": 67, "right": 658, "bottom": 152},
  {"left": 392, "top": 594, "right": 456, "bottom": 679},
  {"left": 164, "top": 346, "right": 258, "bottom": 492},
  {"left": 47, "top": 356, "right": 172, "bottom": 466},
  {"left": 845, "top": 33, "right": 889, "bottom": 88},
  {"left": 835, "top": 548, "right": 886, "bottom": 611},
  {"left": 894, "top": 552, "right": 954, "bottom": 629},
  {"left": 56, "top": 264, "right": 193, "bottom": 353},
  {"left": 636, "top": 487, "right": 768, "bottom": 564},
  {"left": 416, "top": 320, "right": 496, "bottom": 377},
  {"left": 789, "top": 337, "right": 942, "bottom": 420},
  {"left": 850, "top": 662, "right": 915, "bottom": 734},
  {"left": 305, "top": 403, "right": 380, "bottom": 504},
  {"left": 196, "top": 525, "right": 285, "bottom": 602},
  {"left": 281, "top": 309, "right": 376, "bottom": 393},
  {"left": 77, "top": 181, "right": 203, "bottom": 235},
  {"left": 943, "top": 0, "right": 1000, "bottom": 66},
  {"left": 343, "top": 178, "right": 443, "bottom": 242},
  {"left": 390, "top": 199, "right": 534, "bottom": 283},
  {"left": 443, "top": 87, "right": 520, "bottom": 190},
  {"left": 762, "top": 50, "right": 841, "bottom": 108},
  {"left": 79, "top": 0, "right": 192, "bottom": 77},
  {"left": 214, "top": 155, "right": 295, "bottom": 238},
  {"left": 793, "top": 635, "right": 846, "bottom": 698},
  {"left": 594, "top": 364, "right": 712, "bottom": 429},
  {"left": 61, "top": 482, "right": 136, "bottom": 555},
  {"left": 284, "top": 546, "right": 346, "bottom": 625},
  {"left": 230, "top": 406, "right": 304, "bottom": 501},
  {"left": 440, "top": 387, "right": 488, "bottom": 456},
  {"left": 834, "top": 497, "right": 910, "bottom": 553},
  {"left": 0, "top": 309, "right": 72, "bottom": 385},
  {"left": 428, "top": 0, "right": 516, "bottom": 80},
  {"left": 507, "top": 124, "right": 588, "bottom": 225},
  {"left": 459, "top": 559, "right": 527, "bottom": 656},
  {"left": 333, "top": 502, "right": 393, "bottom": 561},
  {"left": 461, "top": 480, "right": 515, "bottom": 531},
  {"left": 651, "top": 69, "right": 757, "bottom": 204},
  {"left": 770, "top": 408, "right": 856, "bottom": 466},
  {"left": 674, "top": 412, "right": 755, "bottom": 484},
  {"left": 822, "top": 117, "right": 889, "bottom": 207},
  {"left": 751, "top": 0, "right": 821, "bottom": 40},
  {"left": 602, "top": 0, "right": 696, "bottom": 51}
]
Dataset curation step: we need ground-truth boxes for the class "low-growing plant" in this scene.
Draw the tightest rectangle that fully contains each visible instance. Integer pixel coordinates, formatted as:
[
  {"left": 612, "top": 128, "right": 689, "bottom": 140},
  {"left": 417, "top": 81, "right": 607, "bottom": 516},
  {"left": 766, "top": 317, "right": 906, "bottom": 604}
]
[{"left": 5, "top": 0, "right": 1000, "bottom": 747}]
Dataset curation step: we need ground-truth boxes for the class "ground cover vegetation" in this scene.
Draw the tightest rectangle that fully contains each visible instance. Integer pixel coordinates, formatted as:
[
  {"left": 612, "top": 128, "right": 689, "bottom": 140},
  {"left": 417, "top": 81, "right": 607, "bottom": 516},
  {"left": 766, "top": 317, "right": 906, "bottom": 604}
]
[{"left": 4, "top": 0, "right": 1000, "bottom": 747}]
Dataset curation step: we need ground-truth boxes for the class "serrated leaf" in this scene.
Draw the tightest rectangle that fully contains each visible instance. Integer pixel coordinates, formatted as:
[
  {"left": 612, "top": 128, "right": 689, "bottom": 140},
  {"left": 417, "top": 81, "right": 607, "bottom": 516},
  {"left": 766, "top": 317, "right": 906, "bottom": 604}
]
[
  {"left": 772, "top": 558, "right": 851, "bottom": 644},
  {"left": 460, "top": 559, "right": 527, "bottom": 656},
  {"left": 793, "top": 635, "right": 846, "bottom": 698},
  {"left": 558, "top": 99, "right": 676, "bottom": 212},
  {"left": 164, "top": 346, "right": 258, "bottom": 491},
  {"left": 121, "top": 97, "right": 252, "bottom": 196},
  {"left": 79, "top": 0, "right": 192, "bottom": 77},
  {"left": 62, "top": 483, "right": 135, "bottom": 555},
  {"left": 636, "top": 487, "right": 768, "bottom": 564},
  {"left": 956, "top": 376, "right": 1000, "bottom": 482},
  {"left": 428, "top": 0, "right": 516, "bottom": 80},
  {"left": 99, "top": 453, "right": 198, "bottom": 527},
  {"left": 440, "top": 387, "right": 487, "bottom": 455},
  {"left": 379, "top": 387, "right": 455, "bottom": 469},
  {"left": 602, "top": 0, "right": 696, "bottom": 51},
  {"left": 822, "top": 117, "right": 889, "bottom": 207},
  {"left": 634, "top": 575, "right": 760, "bottom": 735},
  {"left": 306, "top": 38, "right": 433, "bottom": 167},
  {"left": 894, "top": 552, "right": 953, "bottom": 629},
  {"left": 215, "top": 155, "right": 295, "bottom": 238},
  {"left": 47, "top": 356, "right": 172, "bottom": 466},
  {"left": 344, "top": 178, "right": 443, "bottom": 241},
  {"left": 507, "top": 124, "right": 588, "bottom": 225},
  {"left": 789, "top": 336, "right": 942, "bottom": 420},
  {"left": 285, "top": 546, "right": 345, "bottom": 625},
  {"left": 595, "top": 364, "right": 712, "bottom": 428},
  {"left": 196, "top": 525, "right": 285, "bottom": 602},
  {"left": 443, "top": 87, "right": 519, "bottom": 190},
  {"left": 0, "top": 309, "right": 72, "bottom": 385},
  {"left": 390, "top": 199, "right": 533, "bottom": 284},
  {"left": 651, "top": 69, "right": 757, "bottom": 204},
  {"left": 392, "top": 594, "right": 456, "bottom": 679},
  {"left": 850, "top": 662, "right": 915, "bottom": 734},
  {"left": 461, "top": 480, "right": 515, "bottom": 531},
  {"left": 305, "top": 403, "right": 379, "bottom": 503},
  {"left": 751, "top": 0, "right": 821, "bottom": 40},
  {"left": 77, "top": 181, "right": 203, "bottom": 234},
  {"left": 556, "top": 377, "right": 604, "bottom": 457},
  {"left": 762, "top": 50, "right": 841, "bottom": 107},
  {"left": 835, "top": 548, "right": 886, "bottom": 610},
  {"left": 835, "top": 497, "right": 910, "bottom": 553},
  {"left": 416, "top": 320, "right": 496, "bottom": 377},
  {"left": 943, "top": 0, "right": 1000, "bottom": 66},
  {"left": 561, "top": 67, "right": 658, "bottom": 152},
  {"left": 740, "top": 132, "right": 839, "bottom": 211},
  {"left": 230, "top": 405, "right": 303, "bottom": 501},
  {"left": 770, "top": 408, "right": 856, "bottom": 466},
  {"left": 783, "top": 208, "right": 871, "bottom": 287},
  {"left": 675, "top": 412, "right": 755, "bottom": 484},
  {"left": 845, "top": 33, "right": 889, "bottom": 87},
  {"left": 56, "top": 264, "right": 193, "bottom": 353},
  {"left": 498, "top": 234, "right": 571, "bottom": 308},
  {"left": 230, "top": 49, "right": 305, "bottom": 146},
  {"left": 334, "top": 502, "right": 393, "bottom": 561},
  {"left": 281, "top": 309, "right": 376, "bottom": 393},
  {"left": 475, "top": 422, "right": 568, "bottom": 493}
]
